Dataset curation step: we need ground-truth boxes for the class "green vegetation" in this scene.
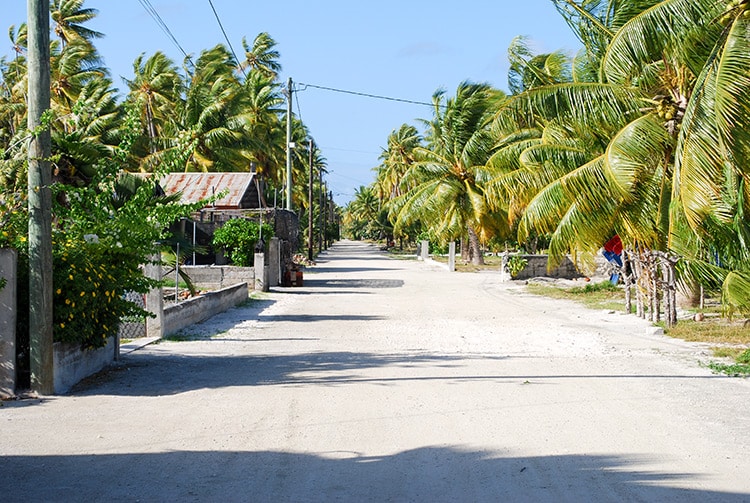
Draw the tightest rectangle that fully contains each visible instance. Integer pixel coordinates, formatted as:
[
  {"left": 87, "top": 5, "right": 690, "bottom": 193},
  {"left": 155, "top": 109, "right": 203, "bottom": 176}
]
[
  {"left": 344, "top": 0, "right": 750, "bottom": 320},
  {"left": 526, "top": 281, "right": 625, "bottom": 311},
  {"left": 212, "top": 219, "right": 273, "bottom": 267},
  {"left": 507, "top": 255, "right": 528, "bottom": 278},
  {"left": 1, "top": 1, "right": 332, "bottom": 352}
]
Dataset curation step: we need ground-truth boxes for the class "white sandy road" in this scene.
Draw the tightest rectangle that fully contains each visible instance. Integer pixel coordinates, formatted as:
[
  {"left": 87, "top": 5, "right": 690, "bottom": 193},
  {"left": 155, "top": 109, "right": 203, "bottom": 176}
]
[{"left": 2, "top": 240, "right": 750, "bottom": 502}]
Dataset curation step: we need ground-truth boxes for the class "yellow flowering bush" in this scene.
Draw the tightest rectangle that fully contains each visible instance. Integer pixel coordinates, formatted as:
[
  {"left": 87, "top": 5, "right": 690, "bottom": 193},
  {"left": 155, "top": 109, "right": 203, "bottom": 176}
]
[{"left": 2, "top": 169, "right": 206, "bottom": 349}]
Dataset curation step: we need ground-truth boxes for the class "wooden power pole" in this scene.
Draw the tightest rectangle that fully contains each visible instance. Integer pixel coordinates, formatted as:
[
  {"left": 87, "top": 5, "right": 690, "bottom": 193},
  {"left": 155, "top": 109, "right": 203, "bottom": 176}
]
[
  {"left": 27, "top": 0, "right": 54, "bottom": 394},
  {"left": 307, "top": 138, "right": 314, "bottom": 262},
  {"left": 285, "top": 77, "right": 292, "bottom": 211}
]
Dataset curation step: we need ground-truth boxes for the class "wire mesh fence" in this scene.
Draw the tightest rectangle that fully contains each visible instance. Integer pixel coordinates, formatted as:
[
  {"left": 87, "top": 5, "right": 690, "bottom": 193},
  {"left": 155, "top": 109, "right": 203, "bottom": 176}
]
[{"left": 117, "top": 291, "right": 146, "bottom": 339}]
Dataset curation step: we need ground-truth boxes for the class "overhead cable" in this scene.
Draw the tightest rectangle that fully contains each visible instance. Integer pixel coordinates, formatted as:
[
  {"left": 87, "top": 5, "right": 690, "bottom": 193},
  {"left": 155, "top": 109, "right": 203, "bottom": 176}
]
[
  {"left": 137, "top": 0, "right": 192, "bottom": 66},
  {"left": 298, "top": 82, "right": 441, "bottom": 108},
  {"left": 207, "top": 0, "right": 246, "bottom": 78}
]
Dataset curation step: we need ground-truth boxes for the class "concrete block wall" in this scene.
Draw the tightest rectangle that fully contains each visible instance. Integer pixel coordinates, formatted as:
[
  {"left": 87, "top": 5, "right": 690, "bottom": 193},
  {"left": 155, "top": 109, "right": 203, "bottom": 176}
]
[
  {"left": 53, "top": 337, "right": 116, "bottom": 394},
  {"left": 181, "top": 265, "right": 255, "bottom": 291},
  {"left": 0, "top": 249, "right": 17, "bottom": 398},
  {"left": 162, "top": 282, "right": 249, "bottom": 336}
]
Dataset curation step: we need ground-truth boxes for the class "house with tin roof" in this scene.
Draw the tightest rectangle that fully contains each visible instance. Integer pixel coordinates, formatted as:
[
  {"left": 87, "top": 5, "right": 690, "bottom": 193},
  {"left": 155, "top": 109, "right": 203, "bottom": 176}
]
[{"left": 158, "top": 172, "right": 262, "bottom": 209}]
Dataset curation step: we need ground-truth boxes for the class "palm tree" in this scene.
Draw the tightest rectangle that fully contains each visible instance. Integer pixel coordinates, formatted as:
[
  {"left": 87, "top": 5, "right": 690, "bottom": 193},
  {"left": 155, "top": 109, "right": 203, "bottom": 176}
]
[
  {"left": 488, "top": 0, "right": 750, "bottom": 313},
  {"left": 375, "top": 124, "right": 422, "bottom": 202},
  {"left": 148, "top": 44, "right": 254, "bottom": 173},
  {"left": 125, "top": 51, "right": 183, "bottom": 155},
  {"left": 49, "top": 38, "right": 107, "bottom": 127},
  {"left": 50, "top": 0, "right": 103, "bottom": 49},
  {"left": 344, "top": 185, "right": 380, "bottom": 240},
  {"left": 239, "top": 32, "right": 282, "bottom": 79},
  {"left": 241, "top": 71, "right": 285, "bottom": 188},
  {"left": 392, "top": 82, "right": 507, "bottom": 265}
]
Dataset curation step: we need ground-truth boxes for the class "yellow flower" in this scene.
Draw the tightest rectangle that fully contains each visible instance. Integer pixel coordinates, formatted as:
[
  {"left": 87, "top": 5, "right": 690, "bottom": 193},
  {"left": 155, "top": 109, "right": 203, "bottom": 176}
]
[
  {"left": 92, "top": 291, "right": 96, "bottom": 297},
  {"left": 59, "top": 322, "right": 65, "bottom": 329},
  {"left": 65, "top": 299, "right": 70, "bottom": 305},
  {"left": 69, "top": 275, "right": 73, "bottom": 280},
  {"left": 80, "top": 291, "right": 85, "bottom": 297},
  {"left": 19, "top": 236, "right": 26, "bottom": 243},
  {"left": 56, "top": 288, "right": 61, "bottom": 295},
  {"left": 71, "top": 302, "right": 75, "bottom": 308},
  {"left": 70, "top": 264, "right": 75, "bottom": 269}
]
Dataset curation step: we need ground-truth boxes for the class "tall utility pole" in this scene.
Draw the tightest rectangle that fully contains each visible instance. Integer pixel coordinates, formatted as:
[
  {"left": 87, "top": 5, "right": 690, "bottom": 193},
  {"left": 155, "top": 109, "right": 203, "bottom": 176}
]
[
  {"left": 322, "top": 183, "right": 328, "bottom": 250},
  {"left": 285, "top": 77, "right": 293, "bottom": 211},
  {"left": 318, "top": 168, "right": 323, "bottom": 254},
  {"left": 307, "top": 138, "right": 314, "bottom": 262},
  {"left": 27, "top": 0, "right": 54, "bottom": 394}
]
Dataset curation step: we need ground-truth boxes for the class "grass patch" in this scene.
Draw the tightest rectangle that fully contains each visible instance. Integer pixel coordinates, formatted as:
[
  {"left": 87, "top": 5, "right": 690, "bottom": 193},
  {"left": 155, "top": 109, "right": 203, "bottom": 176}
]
[
  {"left": 705, "top": 360, "right": 750, "bottom": 376},
  {"left": 704, "top": 346, "right": 750, "bottom": 376},
  {"left": 161, "top": 332, "right": 197, "bottom": 342},
  {"left": 665, "top": 319, "right": 750, "bottom": 345},
  {"left": 526, "top": 281, "right": 625, "bottom": 311},
  {"left": 429, "top": 254, "right": 505, "bottom": 272}
]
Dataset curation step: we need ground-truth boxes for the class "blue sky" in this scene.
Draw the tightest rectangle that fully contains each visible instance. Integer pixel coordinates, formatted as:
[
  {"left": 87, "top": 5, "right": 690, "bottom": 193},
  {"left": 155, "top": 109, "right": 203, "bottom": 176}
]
[{"left": 3, "top": 1, "right": 581, "bottom": 205}]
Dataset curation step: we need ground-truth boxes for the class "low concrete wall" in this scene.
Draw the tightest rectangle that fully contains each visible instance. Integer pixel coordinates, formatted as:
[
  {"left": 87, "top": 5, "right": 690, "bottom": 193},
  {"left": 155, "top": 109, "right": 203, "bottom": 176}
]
[
  {"left": 0, "top": 249, "right": 17, "bottom": 398},
  {"left": 182, "top": 265, "right": 255, "bottom": 291},
  {"left": 162, "top": 282, "right": 248, "bottom": 336},
  {"left": 53, "top": 337, "right": 116, "bottom": 394},
  {"left": 514, "top": 255, "right": 582, "bottom": 280}
]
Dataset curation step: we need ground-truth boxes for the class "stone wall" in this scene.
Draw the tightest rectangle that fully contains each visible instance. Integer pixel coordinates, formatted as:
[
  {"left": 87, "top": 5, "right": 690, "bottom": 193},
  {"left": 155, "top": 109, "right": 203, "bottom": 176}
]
[{"left": 513, "top": 255, "right": 582, "bottom": 280}]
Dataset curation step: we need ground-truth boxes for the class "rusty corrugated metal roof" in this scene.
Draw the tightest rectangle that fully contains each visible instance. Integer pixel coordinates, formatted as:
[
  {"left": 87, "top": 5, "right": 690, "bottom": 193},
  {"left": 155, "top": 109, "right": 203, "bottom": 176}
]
[{"left": 159, "top": 172, "right": 256, "bottom": 209}]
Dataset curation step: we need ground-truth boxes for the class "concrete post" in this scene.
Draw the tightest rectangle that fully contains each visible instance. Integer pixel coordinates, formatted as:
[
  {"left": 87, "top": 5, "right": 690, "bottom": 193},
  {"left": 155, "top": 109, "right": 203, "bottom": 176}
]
[
  {"left": 268, "top": 237, "right": 280, "bottom": 287},
  {"left": 254, "top": 253, "right": 268, "bottom": 292},
  {"left": 420, "top": 240, "right": 429, "bottom": 261},
  {"left": 144, "top": 254, "right": 163, "bottom": 338},
  {"left": 448, "top": 242, "right": 456, "bottom": 272},
  {"left": 0, "top": 249, "right": 17, "bottom": 398}
]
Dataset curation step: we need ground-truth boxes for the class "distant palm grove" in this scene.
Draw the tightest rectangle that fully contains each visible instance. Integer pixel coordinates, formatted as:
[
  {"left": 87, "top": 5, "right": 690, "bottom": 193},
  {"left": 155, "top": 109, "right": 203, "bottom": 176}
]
[
  {"left": 346, "top": 0, "right": 750, "bottom": 316},
  {"left": 2, "top": 0, "right": 750, "bottom": 319}
]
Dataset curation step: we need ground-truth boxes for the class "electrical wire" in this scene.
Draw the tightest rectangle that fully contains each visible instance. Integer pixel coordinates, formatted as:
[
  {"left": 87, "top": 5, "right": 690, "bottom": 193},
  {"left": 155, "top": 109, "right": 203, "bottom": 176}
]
[
  {"left": 137, "top": 0, "right": 193, "bottom": 67},
  {"left": 206, "top": 0, "right": 246, "bottom": 78},
  {"left": 298, "top": 82, "right": 441, "bottom": 108}
]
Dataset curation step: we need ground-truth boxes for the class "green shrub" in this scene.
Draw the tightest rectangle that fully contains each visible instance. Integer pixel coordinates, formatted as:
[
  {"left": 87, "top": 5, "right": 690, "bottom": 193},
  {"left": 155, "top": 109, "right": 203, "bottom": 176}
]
[
  {"left": 507, "top": 255, "right": 528, "bottom": 277},
  {"left": 212, "top": 218, "right": 273, "bottom": 266}
]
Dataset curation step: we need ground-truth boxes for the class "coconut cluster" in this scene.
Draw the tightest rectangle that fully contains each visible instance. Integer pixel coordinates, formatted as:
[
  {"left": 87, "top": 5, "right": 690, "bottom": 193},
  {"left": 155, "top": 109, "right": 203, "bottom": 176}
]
[
  {"left": 721, "top": 0, "right": 750, "bottom": 24},
  {"left": 654, "top": 96, "right": 678, "bottom": 121}
]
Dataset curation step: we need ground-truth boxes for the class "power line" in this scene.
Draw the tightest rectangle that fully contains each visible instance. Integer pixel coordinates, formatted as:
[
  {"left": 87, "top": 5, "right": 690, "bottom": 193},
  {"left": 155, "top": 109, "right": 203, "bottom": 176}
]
[
  {"left": 298, "top": 82, "right": 441, "bottom": 108},
  {"left": 137, "top": 0, "right": 192, "bottom": 67},
  {"left": 206, "top": 0, "right": 246, "bottom": 78}
]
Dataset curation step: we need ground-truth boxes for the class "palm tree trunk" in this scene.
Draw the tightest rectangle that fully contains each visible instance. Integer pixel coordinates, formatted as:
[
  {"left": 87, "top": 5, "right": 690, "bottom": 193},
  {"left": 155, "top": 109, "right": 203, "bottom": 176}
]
[{"left": 468, "top": 226, "right": 484, "bottom": 266}]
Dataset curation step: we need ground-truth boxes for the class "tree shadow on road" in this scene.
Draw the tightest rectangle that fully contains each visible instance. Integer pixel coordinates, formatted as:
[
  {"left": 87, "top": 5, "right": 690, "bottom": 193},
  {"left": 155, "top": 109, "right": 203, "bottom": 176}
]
[
  {"left": 71, "top": 350, "right": 497, "bottom": 397},
  {"left": 1, "top": 447, "right": 744, "bottom": 502}
]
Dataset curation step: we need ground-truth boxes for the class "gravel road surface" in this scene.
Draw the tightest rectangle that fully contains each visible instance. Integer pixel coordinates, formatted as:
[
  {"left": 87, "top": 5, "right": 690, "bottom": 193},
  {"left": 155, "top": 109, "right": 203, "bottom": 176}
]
[{"left": 2, "top": 239, "right": 750, "bottom": 502}]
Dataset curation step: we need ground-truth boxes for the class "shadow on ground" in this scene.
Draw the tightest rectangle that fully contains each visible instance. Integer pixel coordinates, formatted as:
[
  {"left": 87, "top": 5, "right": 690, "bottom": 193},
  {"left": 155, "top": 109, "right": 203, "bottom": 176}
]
[
  {"left": 70, "top": 349, "right": 725, "bottom": 399},
  {"left": 1, "top": 448, "right": 743, "bottom": 502},
  {"left": 71, "top": 351, "right": 487, "bottom": 397}
]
